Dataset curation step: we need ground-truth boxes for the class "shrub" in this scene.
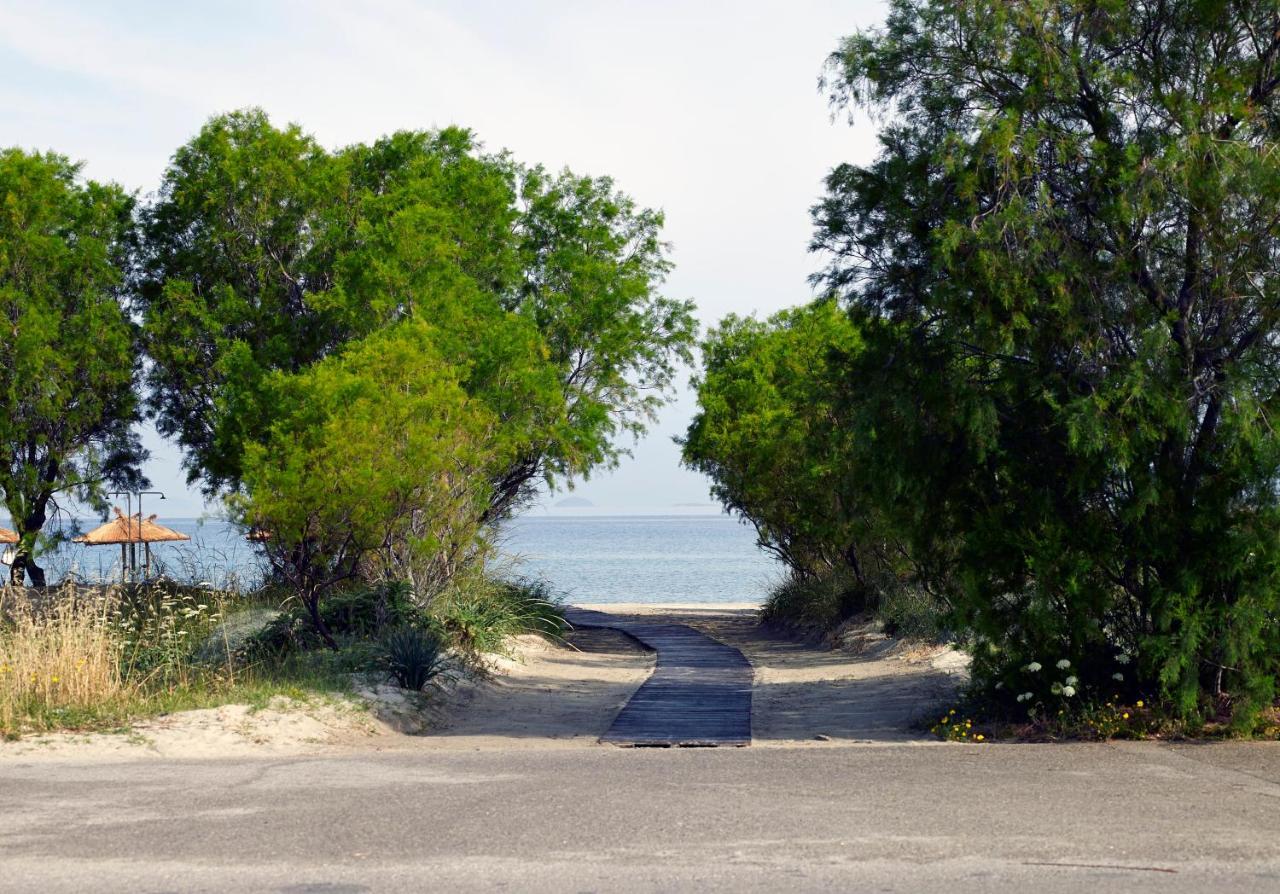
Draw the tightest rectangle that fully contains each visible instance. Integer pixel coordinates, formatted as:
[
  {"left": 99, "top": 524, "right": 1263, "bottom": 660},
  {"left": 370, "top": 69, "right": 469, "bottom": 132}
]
[
  {"left": 0, "top": 582, "right": 288, "bottom": 736},
  {"left": 379, "top": 627, "right": 448, "bottom": 691},
  {"left": 761, "top": 565, "right": 948, "bottom": 643},
  {"left": 112, "top": 581, "right": 230, "bottom": 683},
  {"left": 760, "top": 566, "right": 870, "bottom": 632},
  {"left": 810, "top": 0, "right": 1280, "bottom": 728},
  {"left": 877, "top": 584, "right": 947, "bottom": 642},
  {"left": 245, "top": 581, "right": 426, "bottom": 658},
  {"left": 430, "top": 574, "right": 564, "bottom": 655}
]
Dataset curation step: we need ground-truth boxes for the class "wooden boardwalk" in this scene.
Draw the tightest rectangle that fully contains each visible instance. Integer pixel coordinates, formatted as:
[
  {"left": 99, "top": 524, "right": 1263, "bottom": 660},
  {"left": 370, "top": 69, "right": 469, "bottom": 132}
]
[{"left": 564, "top": 607, "right": 753, "bottom": 747}]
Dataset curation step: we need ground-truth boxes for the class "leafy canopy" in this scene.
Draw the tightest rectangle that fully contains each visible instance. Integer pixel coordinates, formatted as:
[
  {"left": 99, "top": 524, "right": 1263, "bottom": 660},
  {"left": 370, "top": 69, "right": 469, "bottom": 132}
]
[
  {"left": 0, "top": 148, "right": 145, "bottom": 585},
  {"left": 140, "top": 110, "right": 696, "bottom": 517},
  {"left": 809, "top": 0, "right": 1280, "bottom": 723},
  {"left": 683, "top": 301, "right": 872, "bottom": 576}
]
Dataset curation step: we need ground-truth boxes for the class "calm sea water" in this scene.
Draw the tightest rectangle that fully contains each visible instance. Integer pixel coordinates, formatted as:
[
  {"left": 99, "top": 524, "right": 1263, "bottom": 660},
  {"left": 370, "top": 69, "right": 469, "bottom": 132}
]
[
  {"left": 25, "top": 514, "right": 780, "bottom": 604},
  {"left": 500, "top": 515, "right": 780, "bottom": 604}
]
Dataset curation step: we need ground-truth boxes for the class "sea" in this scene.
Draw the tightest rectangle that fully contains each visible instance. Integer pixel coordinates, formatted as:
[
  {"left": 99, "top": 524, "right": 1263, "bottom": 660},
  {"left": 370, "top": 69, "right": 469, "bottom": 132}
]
[{"left": 20, "top": 514, "right": 781, "bottom": 605}]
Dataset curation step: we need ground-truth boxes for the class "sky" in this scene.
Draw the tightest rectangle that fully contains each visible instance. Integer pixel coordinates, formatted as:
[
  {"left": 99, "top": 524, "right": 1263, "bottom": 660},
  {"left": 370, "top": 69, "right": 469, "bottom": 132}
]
[{"left": 0, "top": 0, "right": 886, "bottom": 516}]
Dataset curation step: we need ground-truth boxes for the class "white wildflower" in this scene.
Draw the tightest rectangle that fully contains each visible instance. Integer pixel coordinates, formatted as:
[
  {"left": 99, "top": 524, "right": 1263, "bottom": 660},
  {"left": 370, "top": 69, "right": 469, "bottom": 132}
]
[
  {"left": 1062, "top": 685, "right": 1076, "bottom": 697},
  {"left": 1112, "top": 672, "right": 1124, "bottom": 682},
  {"left": 1065, "top": 676, "right": 1078, "bottom": 686},
  {"left": 994, "top": 681, "right": 1004, "bottom": 690},
  {"left": 1026, "top": 661, "right": 1042, "bottom": 672},
  {"left": 1056, "top": 659, "right": 1071, "bottom": 670},
  {"left": 1116, "top": 653, "right": 1131, "bottom": 665}
]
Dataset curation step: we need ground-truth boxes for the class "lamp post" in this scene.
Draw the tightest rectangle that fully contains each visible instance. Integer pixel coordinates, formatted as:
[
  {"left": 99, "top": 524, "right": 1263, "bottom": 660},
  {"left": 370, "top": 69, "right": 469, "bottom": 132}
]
[
  {"left": 136, "top": 492, "right": 166, "bottom": 578},
  {"left": 104, "top": 491, "right": 167, "bottom": 580},
  {"left": 106, "top": 491, "right": 133, "bottom": 582}
]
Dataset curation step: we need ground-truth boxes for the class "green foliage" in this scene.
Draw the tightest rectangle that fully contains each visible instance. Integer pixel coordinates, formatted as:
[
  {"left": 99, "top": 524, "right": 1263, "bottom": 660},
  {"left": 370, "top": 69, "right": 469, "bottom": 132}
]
[
  {"left": 510, "top": 167, "right": 696, "bottom": 514},
  {"left": 231, "top": 318, "right": 517, "bottom": 644},
  {"left": 138, "top": 110, "right": 342, "bottom": 493},
  {"left": 685, "top": 300, "right": 935, "bottom": 635},
  {"left": 429, "top": 574, "right": 564, "bottom": 656},
  {"left": 139, "top": 109, "right": 696, "bottom": 517},
  {"left": 877, "top": 585, "right": 948, "bottom": 642},
  {"left": 246, "top": 582, "right": 427, "bottom": 658},
  {"left": 807, "top": 0, "right": 1280, "bottom": 726},
  {"left": 930, "top": 710, "right": 985, "bottom": 743},
  {"left": 111, "top": 582, "right": 230, "bottom": 682},
  {"left": 379, "top": 627, "right": 448, "bottom": 691},
  {"left": 0, "top": 149, "right": 146, "bottom": 585},
  {"left": 761, "top": 564, "right": 947, "bottom": 642},
  {"left": 760, "top": 566, "right": 870, "bottom": 633},
  {"left": 138, "top": 110, "right": 695, "bottom": 644},
  {"left": 684, "top": 302, "right": 875, "bottom": 575}
]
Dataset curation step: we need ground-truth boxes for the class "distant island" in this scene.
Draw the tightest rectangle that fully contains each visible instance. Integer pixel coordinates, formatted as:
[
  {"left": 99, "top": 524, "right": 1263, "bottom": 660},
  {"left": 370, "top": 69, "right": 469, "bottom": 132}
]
[{"left": 554, "top": 496, "right": 595, "bottom": 509}]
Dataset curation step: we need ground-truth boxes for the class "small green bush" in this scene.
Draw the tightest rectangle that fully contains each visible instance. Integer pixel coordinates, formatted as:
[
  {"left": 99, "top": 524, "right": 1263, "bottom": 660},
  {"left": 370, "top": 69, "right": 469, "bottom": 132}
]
[
  {"left": 245, "top": 581, "right": 426, "bottom": 657},
  {"left": 877, "top": 585, "right": 947, "bottom": 641},
  {"left": 380, "top": 627, "right": 447, "bottom": 691}
]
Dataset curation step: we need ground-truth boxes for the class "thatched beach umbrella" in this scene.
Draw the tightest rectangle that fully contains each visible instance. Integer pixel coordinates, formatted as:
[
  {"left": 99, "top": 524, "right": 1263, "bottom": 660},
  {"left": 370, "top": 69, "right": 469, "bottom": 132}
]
[
  {"left": 0, "top": 527, "right": 16, "bottom": 567},
  {"left": 74, "top": 508, "right": 190, "bottom": 580}
]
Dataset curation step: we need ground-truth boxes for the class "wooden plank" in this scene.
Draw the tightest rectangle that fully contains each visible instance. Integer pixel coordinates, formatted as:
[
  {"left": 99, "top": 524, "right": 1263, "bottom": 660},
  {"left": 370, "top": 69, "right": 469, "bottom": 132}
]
[{"left": 564, "top": 607, "right": 753, "bottom": 747}]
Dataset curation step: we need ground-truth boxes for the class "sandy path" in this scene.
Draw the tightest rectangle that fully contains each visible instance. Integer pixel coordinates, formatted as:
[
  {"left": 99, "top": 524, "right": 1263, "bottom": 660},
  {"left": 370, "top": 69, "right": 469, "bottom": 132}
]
[
  {"left": 579, "top": 603, "right": 967, "bottom": 745},
  {"left": 401, "top": 626, "right": 654, "bottom": 750}
]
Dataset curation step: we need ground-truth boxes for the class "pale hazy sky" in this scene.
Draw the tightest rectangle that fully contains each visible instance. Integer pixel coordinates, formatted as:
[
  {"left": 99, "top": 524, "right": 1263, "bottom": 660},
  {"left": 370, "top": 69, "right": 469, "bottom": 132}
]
[{"left": 0, "top": 0, "right": 885, "bottom": 516}]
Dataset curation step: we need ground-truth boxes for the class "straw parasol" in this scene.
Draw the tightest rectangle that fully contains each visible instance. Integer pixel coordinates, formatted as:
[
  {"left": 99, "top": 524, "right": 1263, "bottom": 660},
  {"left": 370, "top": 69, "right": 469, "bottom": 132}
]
[
  {"left": 74, "top": 508, "right": 190, "bottom": 579},
  {"left": 0, "top": 527, "right": 16, "bottom": 566}
]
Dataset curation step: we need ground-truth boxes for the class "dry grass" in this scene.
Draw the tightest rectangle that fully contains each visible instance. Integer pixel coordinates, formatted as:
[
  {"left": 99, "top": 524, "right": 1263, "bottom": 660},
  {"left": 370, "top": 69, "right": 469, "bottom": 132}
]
[
  {"left": 0, "top": 584, "right": 354, "bottom": 738},
  {"left": 0, "top": 589, "right": 127, "bottom": 734}
]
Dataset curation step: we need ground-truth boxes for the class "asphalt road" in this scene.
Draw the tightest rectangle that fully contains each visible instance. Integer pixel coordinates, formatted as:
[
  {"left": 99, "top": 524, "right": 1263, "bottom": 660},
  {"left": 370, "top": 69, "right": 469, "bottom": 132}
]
[{"left": 2, "top": 740, "right": 1279, "bottom": 892}]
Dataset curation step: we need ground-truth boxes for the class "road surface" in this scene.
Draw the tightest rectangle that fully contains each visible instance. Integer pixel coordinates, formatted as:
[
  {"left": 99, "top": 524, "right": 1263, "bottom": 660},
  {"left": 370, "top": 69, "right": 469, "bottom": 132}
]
[{"left": 3, "top": 739, "right": 1278, "bottom": 892}]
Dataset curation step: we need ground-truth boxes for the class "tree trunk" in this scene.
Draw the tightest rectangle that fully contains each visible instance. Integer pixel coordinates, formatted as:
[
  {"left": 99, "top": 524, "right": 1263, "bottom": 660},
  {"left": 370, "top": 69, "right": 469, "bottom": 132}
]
[
  {"left": 24, "top": 558, "right": 46, "bottom": 588},
  {"left": 10, "top": 494, "right": 51, "bottom": 588},
  {"left": 305, "top": 590, "right": 339, "bottom": 651},
  {"left": 8, "top": 554, "right": 25, "bottom": 587},
  {"left": 8, "top": 552, "right": 46, "bottom": 588}
]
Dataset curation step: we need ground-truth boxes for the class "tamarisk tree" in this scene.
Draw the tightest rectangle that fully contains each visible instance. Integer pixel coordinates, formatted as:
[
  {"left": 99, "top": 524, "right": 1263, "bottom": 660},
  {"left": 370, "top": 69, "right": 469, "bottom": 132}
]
[
  {"left": 815, "top": 0, "right": 1280, "bottom": 723},
  {"left": 0, "top": 149, "right": 145, "bottom": 585}
]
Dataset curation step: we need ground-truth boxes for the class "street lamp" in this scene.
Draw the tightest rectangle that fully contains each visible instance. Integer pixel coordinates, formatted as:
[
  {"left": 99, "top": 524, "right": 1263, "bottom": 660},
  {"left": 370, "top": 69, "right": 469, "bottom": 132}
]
[{"left": 104, "top": 490, "right": 167, "bottom": 579}]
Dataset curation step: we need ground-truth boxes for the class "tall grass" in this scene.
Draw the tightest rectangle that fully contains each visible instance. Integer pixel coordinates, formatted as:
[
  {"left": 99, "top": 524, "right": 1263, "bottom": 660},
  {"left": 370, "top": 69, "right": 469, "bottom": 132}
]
[
  {"left": 0, "top": 583, "right": 351, "bottom": 738},
  {"left": 0, "top": 590, "right": 126, "bottom": 734},
  {"left": 429, "top": 573, "right": 564, "bottom": 656},
  {"left": 0, "top": 566, "right": 566, "bottom": 737},
  {"left": 761, "top": 565, "right": 949, "bottom": 643}
]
